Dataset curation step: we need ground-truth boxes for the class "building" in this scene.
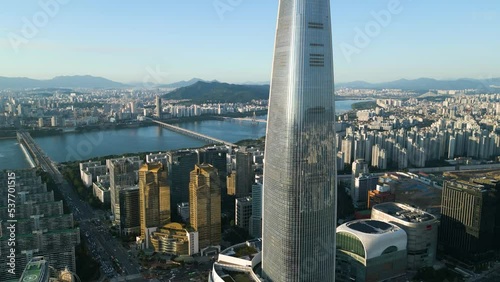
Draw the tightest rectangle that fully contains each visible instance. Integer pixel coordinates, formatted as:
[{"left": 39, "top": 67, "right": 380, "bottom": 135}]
[
  {"left": 92, "top": 181, "right": 110, "bottom": 206},
  {"left": 189, "top": 164, "right": 221, "bottom": 251},
  {"left": 351, "top": 159, "right": 368, "bottom": 191},
  {"left": 249, "top": 183, "right": 263, "bottom": 238},
  {"left": 235, "top": 149, "right": 254, "bottom": 197},
  {"left": 108, "top": 157, "right": 140, "bottom": 224},
  {"left": 226, "top": 170, "right": 237, "bottom": 196},
  {"left": 155, "top": 95, "right": 162, "bottom": 118},
  {"left": 19, "top": 257, "right": 50, "bottom": 282},
  {"left": 119, "top": 186, "right": 140, "bottom": 235},
  {"left": 167, "top": 150, "right": 199, "bottom": 212},
  {"left": 367, "top": 184, "right": 395, "bottom": 209},
  {"left": 262, "top": 0, "right": 337, "bottom": 280},
  {"left": 371, "top": 202, "right": 439, "bottom": 270},
  {"left": 146, "top": 152, "right": 169, "bottom": 167},
  {"left": 336, "top": 220, "right": 407, "bottom": 282},
  {"left": 209, "top": 239, "right": 263, "bottom": 282},
  {"left": 236, "top": 197, "right": 253, "bottom": 231},
  {"left": 139, "top": 162, "right": 170, "bottom": 248},
  {"left": 51, "top": 116, "right": 58, "bottom": 127},
  {"left": 0, "top": 170, "right": 80, "bottom": 281},
  {"left": 150, "top": 222, "right": 199, "bottom": 256},
  {"left": 177, "top": 202, "right": 190, "bottom": 223},
  {"left": 439, "top": 177, "right": 499, "bottom": 268},
  {"left": 199, "top": 146, "right": 228, "bottom": 193},
  {"left": 353, "top": 173, "right": 378, "bottom": 209}
]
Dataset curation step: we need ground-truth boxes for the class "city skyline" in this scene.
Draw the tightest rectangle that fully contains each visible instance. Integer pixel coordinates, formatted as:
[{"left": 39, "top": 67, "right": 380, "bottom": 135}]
[{"left": 1, "top": 0, "right": 499, "bottom": 84}]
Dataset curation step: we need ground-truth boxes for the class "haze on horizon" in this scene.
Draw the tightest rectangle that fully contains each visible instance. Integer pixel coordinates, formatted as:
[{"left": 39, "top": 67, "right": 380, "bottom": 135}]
[{"left": 0, "top": 0, "right": 499, "bottom": 85}]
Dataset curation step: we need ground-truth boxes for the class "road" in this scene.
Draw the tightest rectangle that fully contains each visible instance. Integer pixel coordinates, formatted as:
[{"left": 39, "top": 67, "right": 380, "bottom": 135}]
[{"left": 18, "top": 131, "right": 142, "bottom": 279}]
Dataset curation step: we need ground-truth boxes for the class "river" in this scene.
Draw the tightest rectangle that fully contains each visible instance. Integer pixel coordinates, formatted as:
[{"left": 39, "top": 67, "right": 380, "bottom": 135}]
[{"left": 0, "top": 100, "right": 363, "bottom": 169}]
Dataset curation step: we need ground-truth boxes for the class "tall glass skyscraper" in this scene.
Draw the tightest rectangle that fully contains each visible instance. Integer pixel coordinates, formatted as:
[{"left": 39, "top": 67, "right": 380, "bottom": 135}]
[{"left": 262, "top": 0, "right": 337, "bottom": 281}]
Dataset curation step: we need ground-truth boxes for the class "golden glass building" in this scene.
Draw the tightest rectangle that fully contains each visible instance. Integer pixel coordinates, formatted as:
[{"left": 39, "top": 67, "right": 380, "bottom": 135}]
[
  {"left": 189, "top": 164, "right": 221, "bottom": 250},
  {"left": 139, "top": 162, "right": 170, "bottom": 242},
  {"left": 150, "top": 222, "right": 198, "bottom": 256}
]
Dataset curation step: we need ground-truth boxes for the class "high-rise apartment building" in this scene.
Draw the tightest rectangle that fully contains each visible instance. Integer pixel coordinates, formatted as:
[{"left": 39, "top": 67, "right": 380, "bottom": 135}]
[
  {"left": 0, "top": 170, "right": 80, "bottom": 281},
  {"left": 262, "top": 0, "right": 337, "bottom": 280},
  {"left": 189, "top": 164, "right": 221, "bottom": 251}
]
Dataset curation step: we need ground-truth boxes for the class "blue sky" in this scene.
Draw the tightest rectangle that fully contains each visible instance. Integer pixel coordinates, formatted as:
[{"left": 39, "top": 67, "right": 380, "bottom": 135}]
[{"left": 0, "top": 0, "right": 499, "bottom": 84}]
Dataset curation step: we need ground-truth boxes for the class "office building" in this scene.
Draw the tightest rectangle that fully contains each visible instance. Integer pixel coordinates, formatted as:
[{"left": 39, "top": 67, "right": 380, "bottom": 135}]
[
  {"left": 336, "top": 220, "right": 407, "bottom": 282},
  {"left": 235, "top": 149, "right": 254, "bottom": 197},
  {"left": 226, "top": 170, "right": 237, "bottom": 196},
  {"left": 262, "top": 0, "right": 337, "bottom": 280},
  {"left": 177, "top": 202, "right": 190, "bottom": 223},
  {"left": 108, "top": 157, "right": 141, "bottom": 224},
  {"left": 119, "top": 186, "right": 140, "bottom": 235},
  {"left": 139, "top": 162, "right": 170, "bottom": 247},
  {"left": 189, "top": 164, "right": 221, "bottom": 251},
  {"left": 249, "top": 182, "right": 263, "bottom": 238},
  {"left": 167, "top": 150, "right": 199, "bottom": 212},
  {"left": 199, "top": 146, "right": 228, "bottom": 193},
  {"left": 439, "top": 176, "right": 499, "bottom": 267},
  {"left": 372, "top": 202, "right": 439, "bottom": 270},
  {"left": 236, "top": 197, "right": 253, "bottom": 231}
]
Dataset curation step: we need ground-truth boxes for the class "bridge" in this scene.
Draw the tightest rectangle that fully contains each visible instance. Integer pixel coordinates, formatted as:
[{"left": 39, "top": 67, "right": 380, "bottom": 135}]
[
  {"left": 227, "top": 117, "right": 267, "bottom": 124},
  {"left": 146, "top": 118, "right": 237, "bottom": 147},
  {"left": 17, "top": 131, "right": 63, "bottom": 182}
]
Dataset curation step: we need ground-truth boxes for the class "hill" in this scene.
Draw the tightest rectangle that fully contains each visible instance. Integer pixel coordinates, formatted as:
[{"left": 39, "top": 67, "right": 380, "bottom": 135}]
[{"left": 163, "top": 81, "right": 269, "bottom": 103}]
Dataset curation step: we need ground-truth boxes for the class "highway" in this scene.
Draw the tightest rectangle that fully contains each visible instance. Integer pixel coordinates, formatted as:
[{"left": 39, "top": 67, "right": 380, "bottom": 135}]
[{"left": 17, "top": 131, "right": 141, "bottom": 279}]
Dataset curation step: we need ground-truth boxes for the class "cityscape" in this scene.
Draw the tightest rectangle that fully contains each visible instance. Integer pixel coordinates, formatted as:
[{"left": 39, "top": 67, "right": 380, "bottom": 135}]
[{"left": 2, "top": 1, "right": 500, "bottom": 282}]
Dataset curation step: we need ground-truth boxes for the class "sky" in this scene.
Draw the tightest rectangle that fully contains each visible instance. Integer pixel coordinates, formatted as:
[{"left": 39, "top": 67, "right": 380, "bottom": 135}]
[{"left": 0, "top": 0, "right": 499, "bottom": 84}]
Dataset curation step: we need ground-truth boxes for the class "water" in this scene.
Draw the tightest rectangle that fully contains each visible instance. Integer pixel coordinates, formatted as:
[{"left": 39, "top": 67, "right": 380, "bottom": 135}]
[
  {"left": 0, "top": 139, "right": 32, "bottom": 169},
  {"left": 0, "top": 100, "right": 362, "bottom": 169}
]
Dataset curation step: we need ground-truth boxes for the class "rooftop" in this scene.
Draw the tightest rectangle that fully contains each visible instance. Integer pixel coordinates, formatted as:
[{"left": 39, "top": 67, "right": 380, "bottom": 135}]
[
  {"left": 221, "top": 239, "right": 262, "bottom": 259},
  {"left": 373, "top": 202, "right": 437, "bottom": 223},
  {"left": 20, "top": 257, "right": 47, "bottom": 282},
  {"left": 344, "top": 219, "right": 396, "bottom": 234}
]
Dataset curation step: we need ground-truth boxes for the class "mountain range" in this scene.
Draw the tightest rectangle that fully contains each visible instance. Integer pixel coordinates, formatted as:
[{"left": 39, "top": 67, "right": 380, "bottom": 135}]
[
  {"left": 0, "top": 75, "right": 127, "bottom": 89},
  {"left": 336, "top": 77, "right": 500, "bottom": 91},
  {"left": 1, "top": 75, "right": 500, "bottom": 92}
]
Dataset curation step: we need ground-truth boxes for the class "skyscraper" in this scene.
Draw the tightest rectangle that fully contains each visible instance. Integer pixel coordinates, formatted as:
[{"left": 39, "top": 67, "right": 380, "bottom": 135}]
[
  {"left": 155, "top": 95, "right": 162, "bottom": 118},
  {"left": 139, "top": 162, "right": 170, "bottom": 247},
  {"left": 189, "top": 164, "right": 221, "bottom": 251},
  {"left": 262, "top": 0, "right": 337, "bottom": 280}
]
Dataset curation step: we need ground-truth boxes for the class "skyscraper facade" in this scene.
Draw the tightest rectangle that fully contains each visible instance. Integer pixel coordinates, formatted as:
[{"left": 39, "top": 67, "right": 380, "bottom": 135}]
[
  {"left": 189, "top": 164, "right": 221, "bottom": 250},
  {"left": 262, "top": 0, "right": 337, "bottom": 281},
  {"left": 139, "top": 162, "right": 170, "bottom": 243}
]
